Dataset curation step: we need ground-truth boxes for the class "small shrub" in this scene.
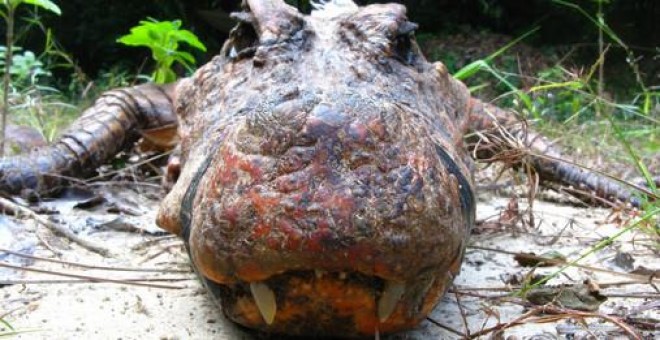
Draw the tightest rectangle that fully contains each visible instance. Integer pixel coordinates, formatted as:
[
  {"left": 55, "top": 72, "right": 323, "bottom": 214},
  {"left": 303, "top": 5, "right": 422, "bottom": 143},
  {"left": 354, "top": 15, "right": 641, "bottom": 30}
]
[
  {"left": 117, "top": 18, "right": 207, "bottom": 84},
  {"left": 0, "top": 0, "right": 61, "bottom": 156},
  {"left": 0, "top": 47, "right": 51, "bottom": 88}
]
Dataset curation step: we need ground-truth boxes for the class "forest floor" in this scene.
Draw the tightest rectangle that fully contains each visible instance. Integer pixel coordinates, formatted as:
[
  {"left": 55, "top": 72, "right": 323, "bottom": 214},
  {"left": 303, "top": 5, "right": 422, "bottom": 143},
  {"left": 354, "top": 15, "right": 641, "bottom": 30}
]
[{"left": 1, "top": 179, "right": 657, "bottom": 339}]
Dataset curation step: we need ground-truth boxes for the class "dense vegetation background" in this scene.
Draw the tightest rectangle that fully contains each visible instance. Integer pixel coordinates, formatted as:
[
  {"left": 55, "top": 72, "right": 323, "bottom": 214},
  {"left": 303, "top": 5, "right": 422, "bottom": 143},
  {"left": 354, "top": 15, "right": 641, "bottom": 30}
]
[
  {"left": 0, "top": 0, "right": 657, "bottom": 143},
  {"left": 23, "top": 0, "right": 656, "bottom": 87}
]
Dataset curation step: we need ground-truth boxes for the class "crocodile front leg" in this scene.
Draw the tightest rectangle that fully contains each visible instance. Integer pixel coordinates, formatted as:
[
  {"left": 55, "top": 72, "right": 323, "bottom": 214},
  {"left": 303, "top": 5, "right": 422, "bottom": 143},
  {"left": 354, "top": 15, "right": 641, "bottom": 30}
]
[{"left": 0, "top": 82, "right": 179, "bottom": 198}]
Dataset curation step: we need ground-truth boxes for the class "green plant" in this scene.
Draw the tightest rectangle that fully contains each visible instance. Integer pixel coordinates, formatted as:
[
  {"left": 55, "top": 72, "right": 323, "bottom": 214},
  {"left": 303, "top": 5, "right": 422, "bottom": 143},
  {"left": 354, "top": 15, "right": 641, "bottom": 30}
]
[
  {"left": 552, "top": 0, "right": 653, "bottom": 116},
  {"left": 451, "top": 27, "right": 540, "bottom": 115},
  {"left": 449, "top": 1, "right": 659, "bottom": 290},
  {"left": 518, "top": 205, "right": 659, "bottom": 296},
  {"left": 117, "top": 18, "right": 206, "bottom": 84},
  {"left": 24, "top": 13, "right": 91, "bottom": 96},
  {"left": 0, "top": 0, "right": 60, "bottom": 157},
  {"left": 0, "top": 44, "right": 81, "bottom": 145},
  {"left": 0, "top": 317, "right": 13, "bottom": 334},
  {"left": 550, "top": 0, "right": 658, "bottom": 196},
  {"left": 0, "top": 46, "right": 51, "bottom": 87}
]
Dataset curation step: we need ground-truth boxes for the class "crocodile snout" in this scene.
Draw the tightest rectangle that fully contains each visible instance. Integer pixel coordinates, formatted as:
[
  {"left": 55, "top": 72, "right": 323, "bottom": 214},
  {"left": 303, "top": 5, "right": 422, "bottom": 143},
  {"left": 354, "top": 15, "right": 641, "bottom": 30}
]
[
  {"left": 165, "top": 102, "right": 473, "bottom": 336},
  {"left": 152, "top": 1, "right": 477, "bottom": 334}
]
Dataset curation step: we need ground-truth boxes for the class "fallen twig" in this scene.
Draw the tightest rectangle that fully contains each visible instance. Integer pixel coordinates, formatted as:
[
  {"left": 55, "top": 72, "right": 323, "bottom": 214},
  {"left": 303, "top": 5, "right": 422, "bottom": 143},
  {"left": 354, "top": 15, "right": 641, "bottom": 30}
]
[
  {"left": 601, "top": 293, "right": 660, "bottom": 299},
  {"left": 447, "top": 288, "right": 517, "bottom": 301},
  {"left": 467, "top": 305, "right": 642, "bottom": 339},
  {"left": 85, "top": 151, "right": 171, "bottom": 183},
  {"left": 131, "top": 234, "right": 180, "bottom": 251},
  {"left": 0, "top": 247, "right": 190, "bottom": 273},
  {"left": 629, "top": 300, "right": 660, "bottom": 314},
  {"left": 457, "top": 278, "right": 655, "bottom": 291},
  {"left": 453, "top": 286, "right": 658, "bottom": 299},
  {"left": 467, "top": 305, "right": 539, "bottom": 339},
  {"left": 0, "top": 197, "right": 112, "bottom": 256},
  {"left": 451, "top": 277, "right": 472, "bottom": 338},
  {"left": 0, "top": 277, "right": 193, "bottom": 285},
  {"left": 469, "top": 245, "right": 660, "bottom": 283},
  {"left": 89, "top": 180, "right": 162, "bottom": 190},
  {"left": 425, "top": 317, "right": 466, "bottom": 337},
  {"left": 138, "top": 243, "right": 185, "bottom": 265},
  {"left": 0, "top": 261, "right": 184, "bottom": 289},
  {"left": 0, "top": 306, "right": 23, "bottom": 320}
]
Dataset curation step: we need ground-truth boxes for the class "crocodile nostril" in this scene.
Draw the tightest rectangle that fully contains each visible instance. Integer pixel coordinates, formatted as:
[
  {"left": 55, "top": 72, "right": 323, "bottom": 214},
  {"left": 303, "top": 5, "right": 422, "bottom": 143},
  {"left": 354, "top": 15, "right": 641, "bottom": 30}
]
[{"left": 163, "top": 153, "right": 181, "bottom": 191}]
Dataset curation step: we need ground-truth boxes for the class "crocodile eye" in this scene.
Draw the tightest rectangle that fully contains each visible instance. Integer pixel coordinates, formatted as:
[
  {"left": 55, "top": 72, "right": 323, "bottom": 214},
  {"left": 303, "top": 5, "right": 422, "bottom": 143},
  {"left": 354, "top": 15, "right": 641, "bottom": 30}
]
[
  {"left": 393, "top": 34, "right": 414, "bottom": 65},
  {"left": 225, "top": 19, "right": 259, "bottom": 60},
  {"left": 392, "top": 21, "right": 418, "bottom": 65}
]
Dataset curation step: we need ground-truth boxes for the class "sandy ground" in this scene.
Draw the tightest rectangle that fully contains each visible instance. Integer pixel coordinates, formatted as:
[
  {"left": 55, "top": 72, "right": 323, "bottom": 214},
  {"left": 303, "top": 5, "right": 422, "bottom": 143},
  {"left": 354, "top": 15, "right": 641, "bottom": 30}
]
[{"left": 1, "top": 185, "right": 658, "bottom": 339}]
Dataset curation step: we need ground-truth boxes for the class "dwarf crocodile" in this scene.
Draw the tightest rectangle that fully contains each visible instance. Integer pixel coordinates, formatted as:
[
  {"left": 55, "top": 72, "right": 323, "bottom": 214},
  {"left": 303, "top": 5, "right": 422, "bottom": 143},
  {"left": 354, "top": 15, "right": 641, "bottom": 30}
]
[{"left": 0, "top": 0, "right": 643, "bottom": 337}]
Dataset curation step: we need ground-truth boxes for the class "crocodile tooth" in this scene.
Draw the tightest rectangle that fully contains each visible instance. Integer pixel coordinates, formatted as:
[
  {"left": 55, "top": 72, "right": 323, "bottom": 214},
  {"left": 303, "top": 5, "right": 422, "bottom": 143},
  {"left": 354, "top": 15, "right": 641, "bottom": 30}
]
[
  {"left": 378, "top": 281, "right": 406, "bottom": 322},
  {"left": 249, "top": 282, "right": 277, "bottom": 325}
]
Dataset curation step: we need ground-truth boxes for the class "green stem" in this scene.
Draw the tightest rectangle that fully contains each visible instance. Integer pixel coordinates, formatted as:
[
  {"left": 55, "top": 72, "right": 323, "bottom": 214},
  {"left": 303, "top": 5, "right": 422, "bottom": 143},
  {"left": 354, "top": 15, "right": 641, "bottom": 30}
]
[
  {"left": 1, "top": 5, "right": 14, "bottom": 158},
  {"left": 596, "top": 1, "right": 604, "bottom": 117},
  {"left": 518, "top": 206, "right": 660, "bottom": 296}
]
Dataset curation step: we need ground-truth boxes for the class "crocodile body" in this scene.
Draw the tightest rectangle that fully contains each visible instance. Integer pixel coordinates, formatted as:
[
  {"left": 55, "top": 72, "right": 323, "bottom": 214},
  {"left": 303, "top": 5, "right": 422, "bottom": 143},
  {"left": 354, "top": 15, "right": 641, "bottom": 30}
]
[{"left": 0, "top": 0, "right": 641, "bottom": 337}]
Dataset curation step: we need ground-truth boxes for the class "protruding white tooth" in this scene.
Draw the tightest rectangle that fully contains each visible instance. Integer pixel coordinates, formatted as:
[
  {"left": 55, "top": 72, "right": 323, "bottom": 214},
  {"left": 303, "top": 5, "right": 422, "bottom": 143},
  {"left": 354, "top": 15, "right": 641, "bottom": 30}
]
[
  {"left": 250, "top": 282, "right": 277, "bottom": 325},
  {"left": 378, "top": 281, "right": 406, "bottom": 322},
  {"left": 229, "top": 46, "right": 238, "bottom": 58}
]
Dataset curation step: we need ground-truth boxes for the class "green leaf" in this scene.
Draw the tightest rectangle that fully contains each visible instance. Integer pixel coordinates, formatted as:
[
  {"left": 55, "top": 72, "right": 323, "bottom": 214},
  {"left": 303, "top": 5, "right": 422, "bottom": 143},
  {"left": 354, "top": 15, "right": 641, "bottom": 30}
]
[
  {"left": 454, "top": 60, "right": 486, "bottom": 81},
  {"left": 454, "top": 26, "right": 538, "bottom": 81},
  {"left": 117, "top": 18, "right": 207, "bottom": 84},
  {"left": 170, "top": 30, "right": 207, "bottom": 52},
  {"left": 530, "top": 81, "right": 583, "bottom": 93},
  {"left": 21, "top": 0, "right": 61, "bottom": 15},
  {"left": 172, "top": 51, "right": 195, "bottom": 65},
  {"left": 117, "top": 33, "right": 149, "bottom": 47},
  {"left": 484, "top": 26, "right": 539, "bottom": 63},
  {"left": 149, "top": 44, "right": 171, "bottom": 63}
]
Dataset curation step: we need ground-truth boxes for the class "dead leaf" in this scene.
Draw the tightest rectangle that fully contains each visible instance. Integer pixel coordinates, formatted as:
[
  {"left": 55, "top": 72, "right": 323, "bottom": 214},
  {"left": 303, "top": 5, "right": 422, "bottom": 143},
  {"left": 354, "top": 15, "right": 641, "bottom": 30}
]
[
  {"left": 500, "top": 272, "right": 546, "bottom": 286},
  {"left": 138, "top": 124, "right": 179, "bottom": 152},
  {"left": 610, "top": 251, "right": 635, "bottom": 272},
  {"left": 73, "top": 195, "right": 107, "bottom": 210},
  {"left": 106, "top": 202, "right": 143, "bottom": 216},
  {"left": 514, "top": 251, "right": 566, "bottom": 267},
  {"left": 525, "top": 283, "right": 607, "bottom": 311},
  {"left": 499, "top": 196, "right": 520, "bottom": 225},
  {"left": 630, "top": 266, "right": 660, "bottom": 277}
]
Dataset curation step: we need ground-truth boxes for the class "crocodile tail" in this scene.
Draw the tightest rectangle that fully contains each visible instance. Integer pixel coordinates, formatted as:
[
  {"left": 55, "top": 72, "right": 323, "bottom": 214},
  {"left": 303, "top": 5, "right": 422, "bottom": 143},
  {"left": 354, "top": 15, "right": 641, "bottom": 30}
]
[
  {"left": 467, "top": 98, "right": 652, "bottom": 207},
  {"left": 0, "top": 82, "right": 178, "bottom": 198}
]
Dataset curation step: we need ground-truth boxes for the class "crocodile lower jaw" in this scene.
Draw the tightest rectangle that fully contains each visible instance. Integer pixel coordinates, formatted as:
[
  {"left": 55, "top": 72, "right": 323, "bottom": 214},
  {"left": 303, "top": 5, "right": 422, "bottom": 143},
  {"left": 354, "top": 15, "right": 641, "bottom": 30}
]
[{"left": 200, "top": 270, "right": 451, "bottom": 337}]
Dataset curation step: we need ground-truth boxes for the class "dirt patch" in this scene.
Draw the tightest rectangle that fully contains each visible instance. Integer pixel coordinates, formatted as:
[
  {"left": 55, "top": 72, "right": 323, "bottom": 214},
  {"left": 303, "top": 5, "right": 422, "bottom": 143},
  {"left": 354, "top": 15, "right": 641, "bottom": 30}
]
[{"left": 1, "top": 186, "right": 658, "bottom": 339}]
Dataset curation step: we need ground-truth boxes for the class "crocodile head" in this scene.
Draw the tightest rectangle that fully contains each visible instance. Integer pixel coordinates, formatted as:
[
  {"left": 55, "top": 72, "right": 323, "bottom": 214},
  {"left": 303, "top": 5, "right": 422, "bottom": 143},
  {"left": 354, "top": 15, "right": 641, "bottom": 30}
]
[{"left": 156, "top": 0, "right": 475, "bottom": 336}]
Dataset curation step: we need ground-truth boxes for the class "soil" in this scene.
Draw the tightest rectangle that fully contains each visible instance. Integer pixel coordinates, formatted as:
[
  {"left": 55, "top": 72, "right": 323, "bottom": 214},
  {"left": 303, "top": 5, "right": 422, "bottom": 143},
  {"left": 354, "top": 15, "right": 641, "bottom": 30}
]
[{"left": 1, "top": 183, "right": 658, "bottom": 339}]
